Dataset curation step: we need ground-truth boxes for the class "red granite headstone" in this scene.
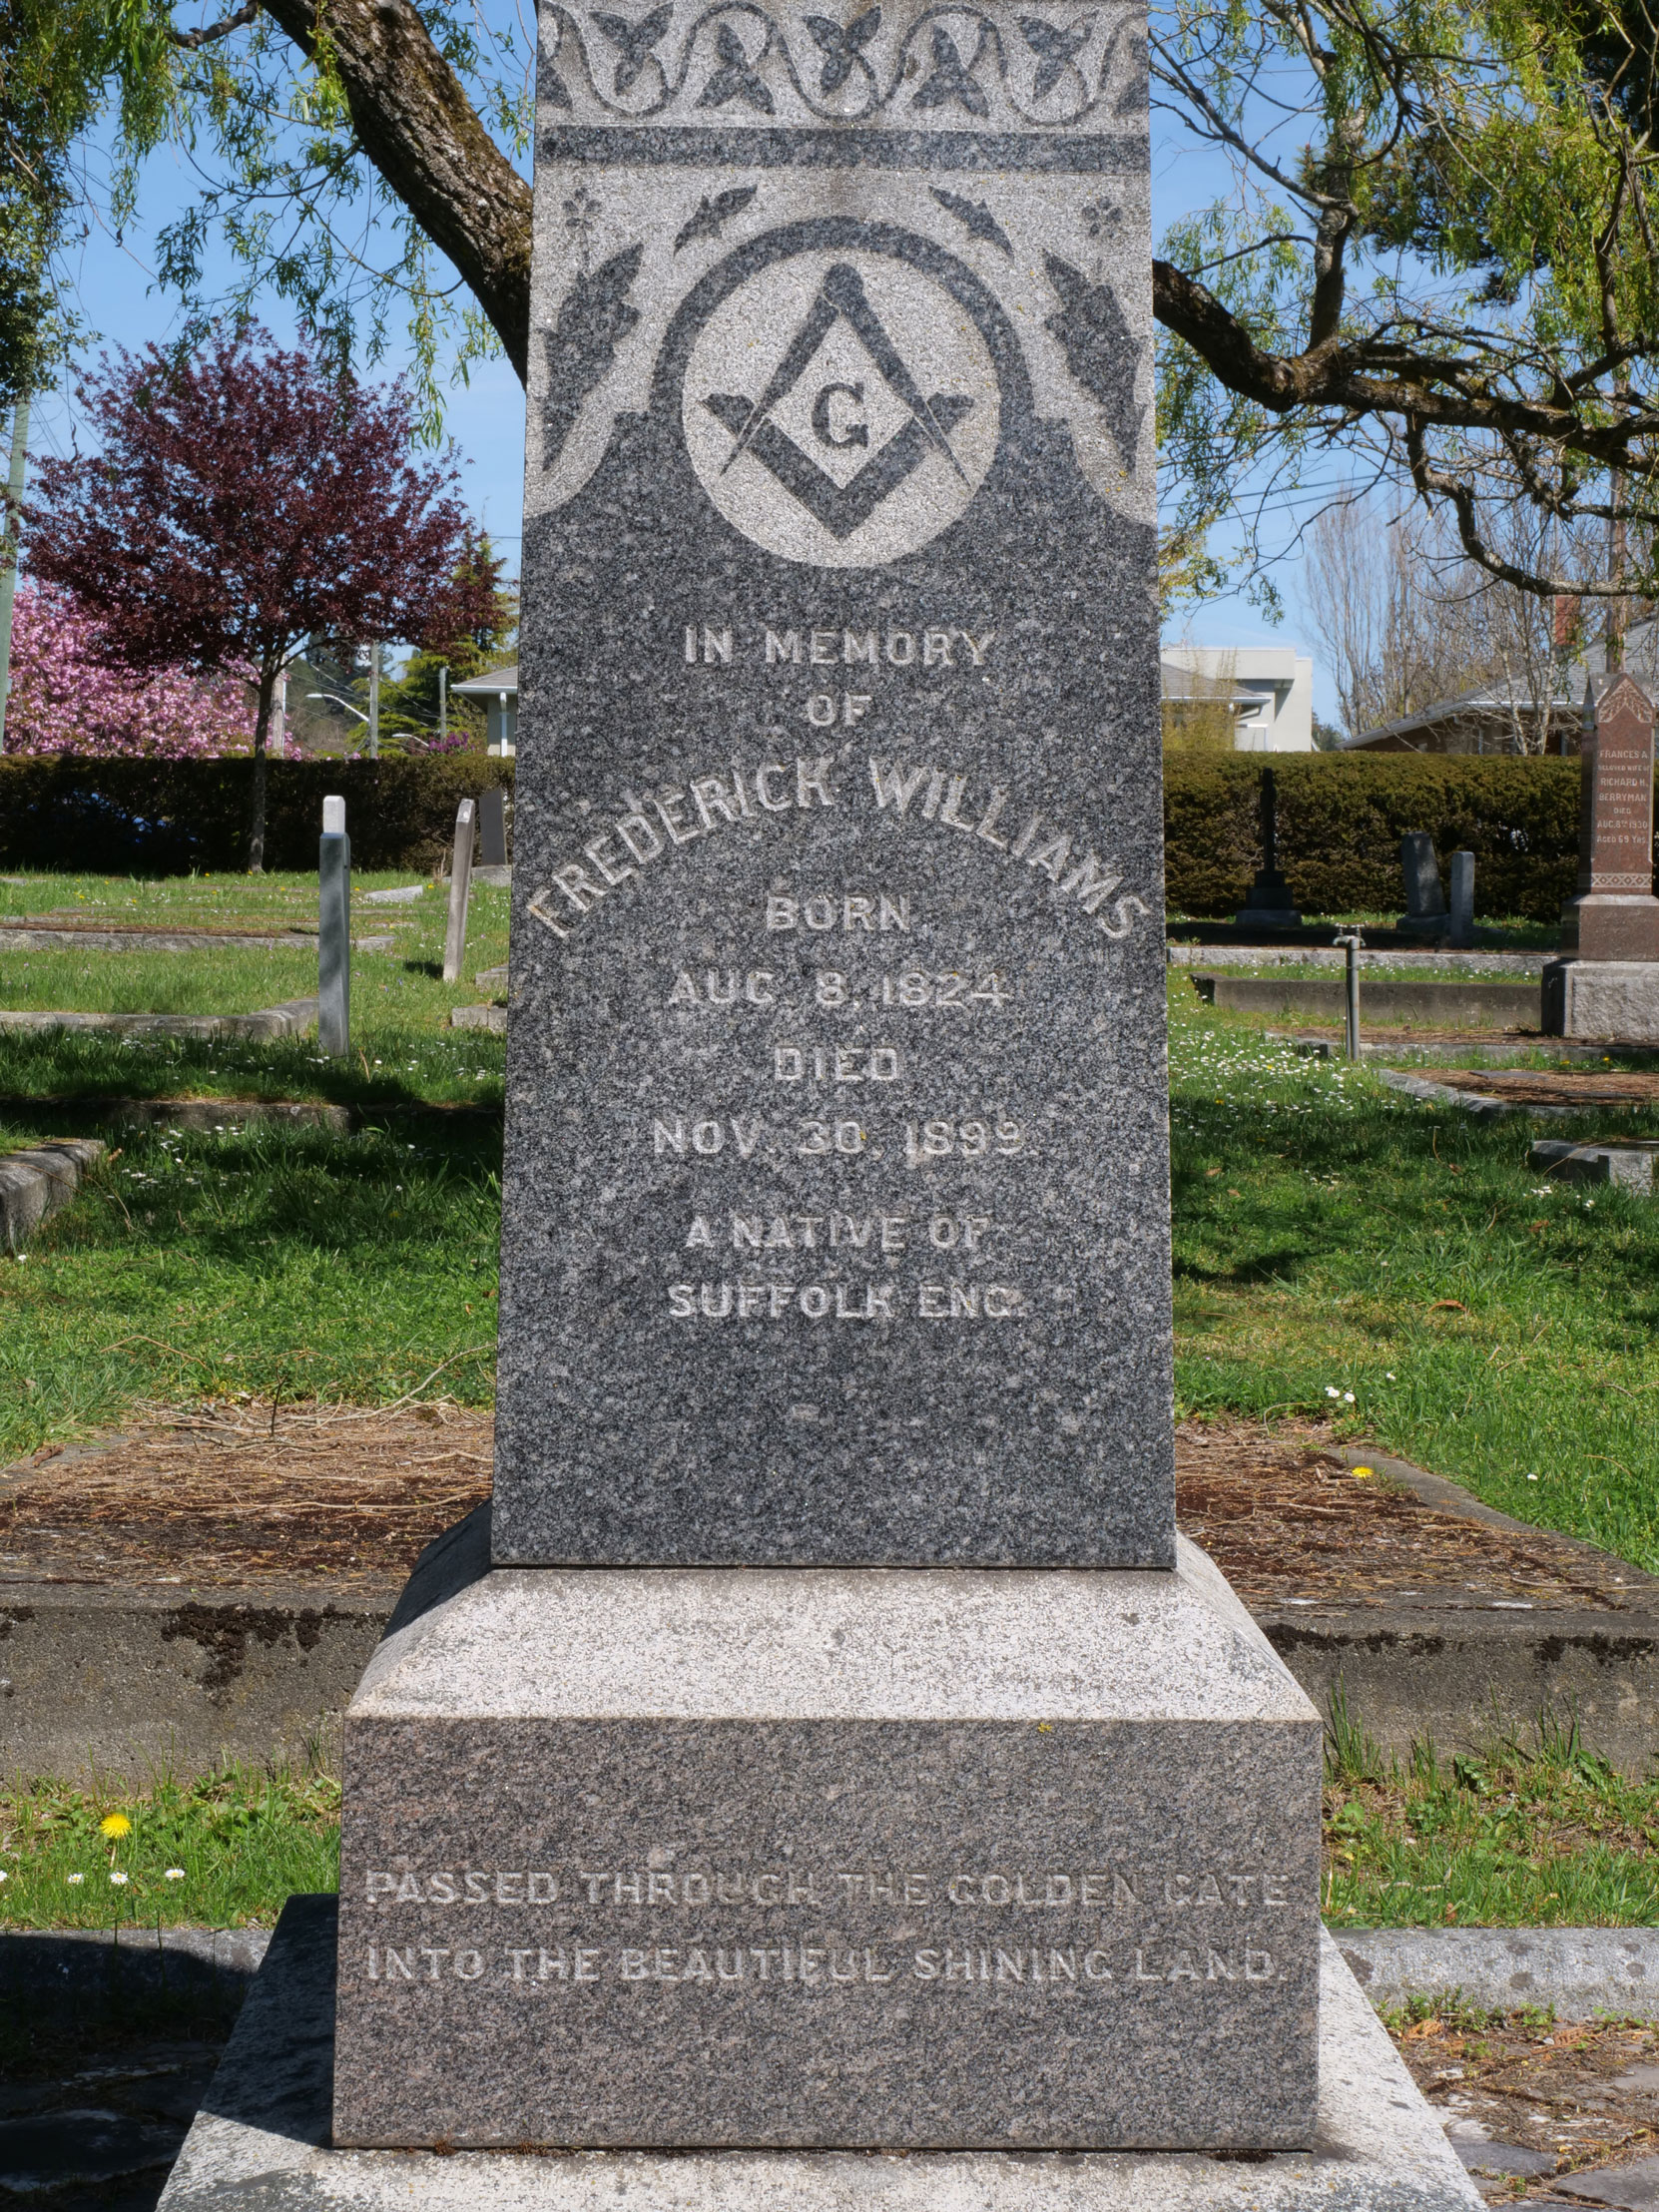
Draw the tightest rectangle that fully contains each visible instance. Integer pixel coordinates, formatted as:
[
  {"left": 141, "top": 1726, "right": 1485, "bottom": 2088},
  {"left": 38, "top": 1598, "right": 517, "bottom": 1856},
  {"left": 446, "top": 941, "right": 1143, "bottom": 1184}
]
[{"left": 1562, "top": 673, "right": 1659, "bottom": 960}]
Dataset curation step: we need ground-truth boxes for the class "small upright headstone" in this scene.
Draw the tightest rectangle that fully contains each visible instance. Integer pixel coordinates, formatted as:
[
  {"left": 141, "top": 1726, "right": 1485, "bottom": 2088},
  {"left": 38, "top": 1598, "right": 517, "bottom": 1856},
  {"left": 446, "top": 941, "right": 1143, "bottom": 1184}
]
[
  {"left": 440, "top": 798, "right": 475, "bottom": 984},
  {"left": 1234, "top": 766, "right": 1303, "bottom": 932},
  {"left": 1397, "top": 831, "right": 1446, "bottom": 936},
  {"left": 317, "top": 796, "right": 349, "bottom": 1056},
  {"left": 1447, "top": 850, "right": 1475, "bottom": 949},
  {"left": 478, "top": 787, "right": 508, "bottom": 867}
]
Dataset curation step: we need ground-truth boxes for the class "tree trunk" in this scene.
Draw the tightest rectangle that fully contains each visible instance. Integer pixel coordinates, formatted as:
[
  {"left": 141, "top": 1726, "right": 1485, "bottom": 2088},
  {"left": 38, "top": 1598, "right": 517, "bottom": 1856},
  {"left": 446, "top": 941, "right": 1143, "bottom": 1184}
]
[
  {"left": 256, "top": 0, "right": 531, "bottom": 377},
  {"left": 248, "top": 666, "right": 276, "bottom": 873}
]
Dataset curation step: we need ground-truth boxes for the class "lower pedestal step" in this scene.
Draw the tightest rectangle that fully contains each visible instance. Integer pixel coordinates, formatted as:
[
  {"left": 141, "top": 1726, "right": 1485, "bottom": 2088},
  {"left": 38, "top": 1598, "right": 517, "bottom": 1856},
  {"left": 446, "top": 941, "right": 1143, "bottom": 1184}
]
[{"left": 158, "top": 1896, "right": 1479, "bottom": 2212}]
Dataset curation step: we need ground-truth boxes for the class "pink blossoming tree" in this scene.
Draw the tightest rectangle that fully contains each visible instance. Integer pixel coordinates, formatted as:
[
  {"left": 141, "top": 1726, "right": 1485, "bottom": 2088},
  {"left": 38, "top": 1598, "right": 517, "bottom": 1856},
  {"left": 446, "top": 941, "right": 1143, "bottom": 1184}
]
[
  {"left": 3, "top": 583, "right": 253, "bottom": 758},
  {"left": 26, "top": 325, "right": 496, "bottom": 868}
]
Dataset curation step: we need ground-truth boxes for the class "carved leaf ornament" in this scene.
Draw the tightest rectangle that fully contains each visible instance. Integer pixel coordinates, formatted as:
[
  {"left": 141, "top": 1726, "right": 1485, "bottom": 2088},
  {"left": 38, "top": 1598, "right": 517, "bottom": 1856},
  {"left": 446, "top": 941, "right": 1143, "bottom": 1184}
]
[{"left": 537, "top": 4, "right": 1142, "bottom": 127}]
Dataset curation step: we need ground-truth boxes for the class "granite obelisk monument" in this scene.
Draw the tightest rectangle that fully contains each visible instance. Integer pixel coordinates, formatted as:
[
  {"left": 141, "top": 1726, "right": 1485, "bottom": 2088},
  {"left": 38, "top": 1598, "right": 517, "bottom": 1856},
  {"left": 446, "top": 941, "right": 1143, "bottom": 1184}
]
[
  {"left": 1545, "top": 673, "right": 1659, "bottom": 1039},
  {"left": 330, "top": 0, "right": 1323, "bottom": 2153}
]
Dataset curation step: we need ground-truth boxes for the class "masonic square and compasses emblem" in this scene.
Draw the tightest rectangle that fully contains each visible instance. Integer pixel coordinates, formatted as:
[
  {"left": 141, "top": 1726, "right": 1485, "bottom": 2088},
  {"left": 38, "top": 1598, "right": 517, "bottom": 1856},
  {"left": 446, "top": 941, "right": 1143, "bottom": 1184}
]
[{"left": 682, "top": 249, "right": 1001, "bottom": 568}]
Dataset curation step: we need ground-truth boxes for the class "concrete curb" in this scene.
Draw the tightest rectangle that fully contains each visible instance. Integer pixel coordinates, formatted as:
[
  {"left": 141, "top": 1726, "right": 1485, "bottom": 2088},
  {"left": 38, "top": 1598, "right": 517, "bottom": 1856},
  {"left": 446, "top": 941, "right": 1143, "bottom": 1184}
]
[
  {"left": 0, "top": 997, "right": 319, "bottom": 1041},
  {"left": 0, "top": 1136, "right": 106, "bottom": 1253},
  {"left": 1169, "top": 944, "right": 1545, "bottom": 974},
  {"left": 1194, "top": 974, "right": 1542, "bottom": 1023},
  {"left": 1338, "top": 1930, "right": 1659, "bottom": 2017},
  {"left": 450, "top": 1005, "right": 507, "bottom": 1031},
  {"left": 0, "top": 1922, "right": 272, "bottom": 1990},
  {"left": 0, "top": 1096, "right": 498, "bottom": 1134}
]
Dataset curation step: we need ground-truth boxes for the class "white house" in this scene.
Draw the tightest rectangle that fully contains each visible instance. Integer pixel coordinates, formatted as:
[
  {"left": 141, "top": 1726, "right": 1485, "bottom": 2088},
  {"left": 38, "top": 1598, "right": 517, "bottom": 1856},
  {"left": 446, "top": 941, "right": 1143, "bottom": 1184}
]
[
  {"left": 452, "top": 664, "right": 518, "bottom": 756},
  {"left": 1160, "top": 645, "right": 1316, "bottom": 751}
]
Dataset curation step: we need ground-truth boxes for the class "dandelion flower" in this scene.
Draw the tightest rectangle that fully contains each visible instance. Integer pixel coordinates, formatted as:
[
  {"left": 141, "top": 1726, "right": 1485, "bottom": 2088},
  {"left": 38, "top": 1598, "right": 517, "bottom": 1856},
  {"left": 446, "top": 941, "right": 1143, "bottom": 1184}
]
[
  {"left": 66, "top": 1873, "right": 84, "bottom": 1885},
  {"left": 1353, "top": 1466, "right": 1375, "bottom": 1480},
  {"left": 99, "top": 1813, "right": 132, "bottom": 1840},
  {"left": 165, "top": 1868, "right": 186, "bottom": 1880},
  {"left": 109, "top": 1871, "right": 129, "bottom": 1886}
]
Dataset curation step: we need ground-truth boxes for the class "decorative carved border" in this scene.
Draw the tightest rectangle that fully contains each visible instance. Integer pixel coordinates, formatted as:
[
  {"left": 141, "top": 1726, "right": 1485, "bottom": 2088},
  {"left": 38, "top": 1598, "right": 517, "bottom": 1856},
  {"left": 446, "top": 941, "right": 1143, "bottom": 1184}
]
[{"left": 542, "top": 3, "right": 1148, "bottom": 132}]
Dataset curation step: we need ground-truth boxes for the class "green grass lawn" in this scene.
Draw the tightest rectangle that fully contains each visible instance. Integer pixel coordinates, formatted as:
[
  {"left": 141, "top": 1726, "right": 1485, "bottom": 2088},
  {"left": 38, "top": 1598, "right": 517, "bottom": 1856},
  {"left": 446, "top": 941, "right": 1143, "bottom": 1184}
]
[
  {"left": 0, "top": 1768, "right": 339, "bottom": 1929},
  {"left": 5, "top": 875, "right": 1659, "bottom": 1927},
  {"left": 1169, "top": 987, "right": 1659, "bottom": 1571},
  {"left": 0, "top": 869, "right": 508, "bottom": 1089},
  {"left": 1325, "top": 1705, "right": 1659, "bottom": 1930}
]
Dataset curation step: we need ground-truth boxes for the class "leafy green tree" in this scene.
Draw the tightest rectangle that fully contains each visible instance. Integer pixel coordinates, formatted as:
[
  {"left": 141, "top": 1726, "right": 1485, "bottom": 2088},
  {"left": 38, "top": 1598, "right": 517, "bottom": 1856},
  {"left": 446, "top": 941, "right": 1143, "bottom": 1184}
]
[
  {"left": 379, "top": 537, "right": 515, "bottom": 747},
  {"left": 21, "top": 0, "right": 1659, "bottom": 616}
]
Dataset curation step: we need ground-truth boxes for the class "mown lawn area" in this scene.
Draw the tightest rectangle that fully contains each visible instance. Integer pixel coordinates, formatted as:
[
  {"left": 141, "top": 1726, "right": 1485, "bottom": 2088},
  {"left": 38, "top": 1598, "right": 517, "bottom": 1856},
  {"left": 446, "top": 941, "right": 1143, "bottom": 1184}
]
[
  {"left": 0, "top": 869, "right": 506, "bottom": 1463},
  {"left": 1168, "top": 982, "right": 1659, "bottom": 1572},
  {"left": 5, "top": 879, "right": 1659, "bottom": 1928}
]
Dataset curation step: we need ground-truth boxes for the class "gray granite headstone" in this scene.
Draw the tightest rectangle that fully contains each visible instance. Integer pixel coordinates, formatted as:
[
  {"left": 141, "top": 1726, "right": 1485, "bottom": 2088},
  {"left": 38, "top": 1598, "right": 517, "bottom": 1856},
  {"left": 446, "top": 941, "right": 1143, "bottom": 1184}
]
[
  {"left": 329, "top": 0, "right": 1324, "bottom": 2160},
  {"left": 478, "top": 788, "right": 509, "bottom": 868},
  {"left": 1398, "top": 831, "right": 1446, "bottom": 933},
  {"left": 1447, "top": 848, "right": 1473, "bottom": 949},
  {"left": 440, "top": 799, "right": 476, "bottom": 985},
  {"left": 491, "top": 0, "right": 1171, "bottom": 1570}
]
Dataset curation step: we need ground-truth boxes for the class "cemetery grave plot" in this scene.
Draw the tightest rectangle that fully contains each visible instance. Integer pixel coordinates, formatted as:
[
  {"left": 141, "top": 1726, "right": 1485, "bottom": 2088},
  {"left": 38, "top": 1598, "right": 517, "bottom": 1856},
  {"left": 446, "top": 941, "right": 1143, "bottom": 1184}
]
[
  {"left": 1418, "top": 1069, "right": 1659, "bottom": 1109},
  {"left": 1394, "top": 2006, "right": 1659, "bottom": 2204},
  {"left": 0, "top": 1399, "right": 493, "bottom": 1589},
  {"left": 0, "top": 870, "right": 508, "bottom": 1038},
  {"left": 0, "top": 1409, "right": 1638, "bottom": 1610}
]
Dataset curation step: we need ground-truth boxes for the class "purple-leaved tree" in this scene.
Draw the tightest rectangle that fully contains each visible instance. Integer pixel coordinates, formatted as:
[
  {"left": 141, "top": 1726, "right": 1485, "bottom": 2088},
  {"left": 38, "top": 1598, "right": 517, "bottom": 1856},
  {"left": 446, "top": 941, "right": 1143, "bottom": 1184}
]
[{"left": 25, "top": 325, "right": 496, "bottom": 867}]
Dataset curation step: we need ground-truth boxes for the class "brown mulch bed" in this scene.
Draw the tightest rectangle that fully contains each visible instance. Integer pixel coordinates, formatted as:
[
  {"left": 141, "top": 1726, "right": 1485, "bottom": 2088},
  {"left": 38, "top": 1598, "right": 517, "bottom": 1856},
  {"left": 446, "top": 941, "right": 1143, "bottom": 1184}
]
[
  {"left": 1421, "top": 1068, "right": 1659, "bottom": 1108},
  {"left": 1176, "top": 1422, "right": 1650, "bottom": 1612},
  {"left": 0, "top": 1399, "right": 493, "bottom": 1592},
  {"left": 1397, "top": 2007, "right": 1659, "bottom": 2204},
  {"left": 0, "top": 1409, "right": 1645, "bottom": 1608}
]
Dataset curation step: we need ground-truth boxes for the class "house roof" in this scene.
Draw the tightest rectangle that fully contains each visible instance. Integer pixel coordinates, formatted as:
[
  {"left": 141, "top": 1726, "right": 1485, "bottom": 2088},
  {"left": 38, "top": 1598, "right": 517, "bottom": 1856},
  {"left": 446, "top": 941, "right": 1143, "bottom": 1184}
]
[
  {"left": 1343, "top": 679, "right": 1576, "bottom": 750},
  {"left": 451, "top": 664, "right": 518, "bottom": 697}
]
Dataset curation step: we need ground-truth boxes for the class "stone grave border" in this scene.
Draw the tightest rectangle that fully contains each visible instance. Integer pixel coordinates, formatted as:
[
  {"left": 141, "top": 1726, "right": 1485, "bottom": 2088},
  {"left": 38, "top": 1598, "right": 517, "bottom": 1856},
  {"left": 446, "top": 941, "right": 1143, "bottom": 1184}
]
[
  {"left": 9, "top": 1455, "right": 1659, "bottom": 1779},
  {"left": 0, "top": 997, "right": 319, "bottom": 1041}
]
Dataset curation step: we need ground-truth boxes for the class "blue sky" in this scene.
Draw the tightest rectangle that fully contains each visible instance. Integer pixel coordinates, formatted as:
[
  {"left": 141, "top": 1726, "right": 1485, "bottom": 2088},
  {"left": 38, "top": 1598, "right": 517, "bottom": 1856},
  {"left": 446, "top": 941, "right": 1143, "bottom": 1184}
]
[{"left": 31, "top": 74, "right": 1340, "bottom": 714}]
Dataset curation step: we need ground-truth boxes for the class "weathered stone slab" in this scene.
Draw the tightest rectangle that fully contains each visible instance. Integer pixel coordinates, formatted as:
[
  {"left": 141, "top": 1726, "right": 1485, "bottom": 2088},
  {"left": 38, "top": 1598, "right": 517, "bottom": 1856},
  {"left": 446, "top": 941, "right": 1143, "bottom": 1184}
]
[
  {"left": 494, "top": 0, "right": 1170, "bottom": 1568},
  {"left": 1542, "top": 957, "right": 1659, "bottom": 1041},
  {"left": 331, "top": 1521, "right": 1321, "bottom": 2151},
  {"left": 0, "top": 1137, "right": 104, "bottom": 1253},
  {"left": 166, "top": 1899, "right": 1477, "bottom": 2212}
]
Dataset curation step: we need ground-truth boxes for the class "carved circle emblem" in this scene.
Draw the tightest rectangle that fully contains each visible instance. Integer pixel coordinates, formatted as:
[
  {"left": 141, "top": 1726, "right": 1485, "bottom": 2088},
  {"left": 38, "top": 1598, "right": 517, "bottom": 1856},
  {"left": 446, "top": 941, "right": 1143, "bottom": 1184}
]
[{"left": 682, "top": 248, "right": 1001, "bottom": 568}]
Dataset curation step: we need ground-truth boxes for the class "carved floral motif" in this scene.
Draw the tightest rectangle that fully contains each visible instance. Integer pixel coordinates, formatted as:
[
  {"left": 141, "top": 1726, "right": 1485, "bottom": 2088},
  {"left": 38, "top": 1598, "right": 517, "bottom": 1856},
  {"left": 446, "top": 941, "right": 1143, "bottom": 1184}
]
[{"left": 540, "top": 3, "right": 1147, "bottom": 129}]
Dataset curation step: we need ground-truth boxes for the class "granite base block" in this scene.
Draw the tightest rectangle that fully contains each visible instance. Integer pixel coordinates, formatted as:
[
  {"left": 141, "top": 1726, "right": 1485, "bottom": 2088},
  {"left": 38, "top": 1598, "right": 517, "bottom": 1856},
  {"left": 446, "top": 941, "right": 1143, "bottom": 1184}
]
[
  {"left": 160, "top": 1896, "right": 1478, "bottom": 2212},
  {"left": 1542, "top": 958, "right": 1659, "bottom": 1041},
  {"left": 331, "top": 1523, "right": 1322, "bottom": 2152}
]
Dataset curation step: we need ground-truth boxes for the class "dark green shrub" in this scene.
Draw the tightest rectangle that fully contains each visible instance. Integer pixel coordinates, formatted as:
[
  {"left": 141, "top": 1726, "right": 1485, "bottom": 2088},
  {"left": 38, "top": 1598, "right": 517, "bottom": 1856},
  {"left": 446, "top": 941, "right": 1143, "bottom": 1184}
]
[
  {"left": 1164, "top": 755, "right": 1592, "bottom": 921},
  {"left": 0, "top": 756, "right": 514, "bottom": 874}
]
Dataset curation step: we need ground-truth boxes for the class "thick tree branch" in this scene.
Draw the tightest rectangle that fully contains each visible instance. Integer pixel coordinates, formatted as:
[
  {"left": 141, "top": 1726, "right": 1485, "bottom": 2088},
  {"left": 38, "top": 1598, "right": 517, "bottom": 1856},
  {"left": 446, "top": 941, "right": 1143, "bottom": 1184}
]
[
  {"left": 1152, "top": 256, "right": 1659, "bottom": 470},
  {"left": 170, "top": 5, "right": 261, "bottom": 53},
  {"left": 253, "top": 0, "right": 532, "bottom": 377}
]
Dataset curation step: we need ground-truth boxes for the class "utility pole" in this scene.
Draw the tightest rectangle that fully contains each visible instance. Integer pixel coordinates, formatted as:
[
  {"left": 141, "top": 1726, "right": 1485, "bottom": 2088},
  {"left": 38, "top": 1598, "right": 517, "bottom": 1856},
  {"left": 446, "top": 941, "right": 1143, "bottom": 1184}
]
[
  {"left": 0, "top": 394, "right": 31, "bottom": 753},
  {"left": 367, "top": 644, "right": 380, "bottom": 759},
  {"left": 438, "top": 665, "right": 447, "bottom": 744}
]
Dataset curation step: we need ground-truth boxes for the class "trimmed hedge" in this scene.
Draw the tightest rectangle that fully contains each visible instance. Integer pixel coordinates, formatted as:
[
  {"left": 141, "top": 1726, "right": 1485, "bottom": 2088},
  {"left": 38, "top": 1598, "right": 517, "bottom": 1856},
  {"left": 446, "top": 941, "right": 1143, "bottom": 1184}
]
[
  {"left": 1163, "top": 755, "right": 1595, "bottom": 921},
  {"left": 0, "top": 756, "right": 514, "bottom": 874},
  {"left": 0, "top": 751, "right": 1622, "bottom": 919}
]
